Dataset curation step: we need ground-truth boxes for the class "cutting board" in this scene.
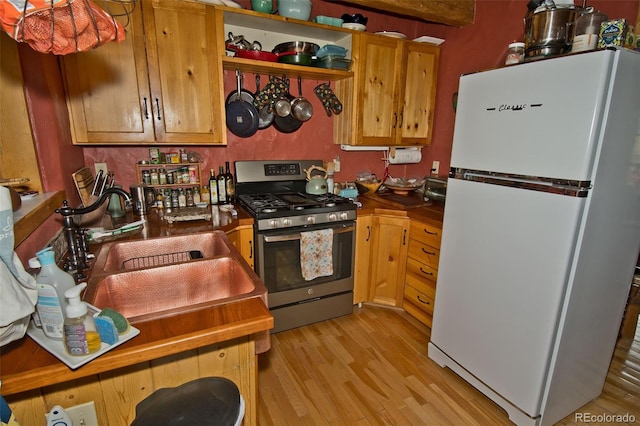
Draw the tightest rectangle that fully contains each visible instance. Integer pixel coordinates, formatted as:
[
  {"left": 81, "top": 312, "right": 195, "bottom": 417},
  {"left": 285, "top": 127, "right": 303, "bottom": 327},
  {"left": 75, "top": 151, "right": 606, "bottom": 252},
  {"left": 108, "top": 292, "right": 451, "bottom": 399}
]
[
  {"left": 363, "top": 191, "right": 432, "bottom": 209},
  {"left": 72, "top": 167, "right": 94, "bottom": 206}
]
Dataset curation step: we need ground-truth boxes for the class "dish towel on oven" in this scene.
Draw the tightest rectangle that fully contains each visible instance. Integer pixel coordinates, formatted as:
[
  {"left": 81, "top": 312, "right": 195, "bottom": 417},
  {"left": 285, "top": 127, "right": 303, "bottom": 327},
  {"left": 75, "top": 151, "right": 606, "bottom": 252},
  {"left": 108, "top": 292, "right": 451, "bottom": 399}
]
[{"left": 300, "top": 229, "right": 334, "bottom": 281}]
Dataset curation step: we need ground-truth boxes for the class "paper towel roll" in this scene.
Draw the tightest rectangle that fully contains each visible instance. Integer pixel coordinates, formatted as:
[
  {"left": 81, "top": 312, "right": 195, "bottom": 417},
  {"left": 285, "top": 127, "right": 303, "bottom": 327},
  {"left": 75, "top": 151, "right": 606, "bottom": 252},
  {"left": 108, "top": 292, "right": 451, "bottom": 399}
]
[{"left": 388, "top": 148, "right": 422, "bottom": 164}]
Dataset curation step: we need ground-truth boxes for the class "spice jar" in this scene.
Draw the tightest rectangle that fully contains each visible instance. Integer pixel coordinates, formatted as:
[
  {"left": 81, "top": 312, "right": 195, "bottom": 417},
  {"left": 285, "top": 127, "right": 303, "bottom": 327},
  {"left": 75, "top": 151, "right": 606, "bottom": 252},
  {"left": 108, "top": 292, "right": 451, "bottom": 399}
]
[{"left": 505, "top": 42, "right": 525, "bottom": 65}]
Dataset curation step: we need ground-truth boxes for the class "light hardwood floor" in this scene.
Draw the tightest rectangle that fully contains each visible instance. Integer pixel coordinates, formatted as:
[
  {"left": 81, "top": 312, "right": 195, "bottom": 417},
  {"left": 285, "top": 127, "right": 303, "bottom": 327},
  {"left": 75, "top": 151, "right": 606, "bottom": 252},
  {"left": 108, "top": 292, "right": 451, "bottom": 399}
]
[{"left": 257, "top": 304, "right": 640, "bottom": 425}]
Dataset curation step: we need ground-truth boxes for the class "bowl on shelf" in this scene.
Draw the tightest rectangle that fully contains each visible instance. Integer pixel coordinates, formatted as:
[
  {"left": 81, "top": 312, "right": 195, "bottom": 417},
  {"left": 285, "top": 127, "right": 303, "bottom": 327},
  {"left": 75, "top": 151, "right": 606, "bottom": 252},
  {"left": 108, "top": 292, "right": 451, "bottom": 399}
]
[
  {"left": 278, "top": 0, "right": 312, "bottom": 20},
  {"left": 272, "top": 41, "right": 319, "bottom": 56},
  {"left": 317, "top": 55, "right": 352, "bottom": 70},
  {"left": 313, "top": 16, "right": 343, "bottom": 27},
  {"left": 342, "top": 22, "right": 366, "bottom": 31}
]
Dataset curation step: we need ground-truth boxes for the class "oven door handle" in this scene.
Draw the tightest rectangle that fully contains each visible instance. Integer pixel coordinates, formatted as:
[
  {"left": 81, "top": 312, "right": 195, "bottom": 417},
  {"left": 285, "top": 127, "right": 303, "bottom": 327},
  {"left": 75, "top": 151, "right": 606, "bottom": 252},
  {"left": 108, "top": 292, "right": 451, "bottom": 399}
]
[{"left": 263, "top": 225, "right": 355, "bottom": 243}]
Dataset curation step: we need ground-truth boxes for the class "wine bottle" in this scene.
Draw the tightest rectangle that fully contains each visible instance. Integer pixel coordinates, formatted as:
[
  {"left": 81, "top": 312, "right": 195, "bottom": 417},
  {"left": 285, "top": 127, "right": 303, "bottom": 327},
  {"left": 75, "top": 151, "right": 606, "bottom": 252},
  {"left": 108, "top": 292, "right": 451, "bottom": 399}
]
[
  {"left": 224, "top": 161, "right": 235, "bottom": 202},
  {"left": 217, "top": 166, "right": 227, "bottom": 204},
  {"left": 209, "top": 169, "right": 218, "bottom": 205}
]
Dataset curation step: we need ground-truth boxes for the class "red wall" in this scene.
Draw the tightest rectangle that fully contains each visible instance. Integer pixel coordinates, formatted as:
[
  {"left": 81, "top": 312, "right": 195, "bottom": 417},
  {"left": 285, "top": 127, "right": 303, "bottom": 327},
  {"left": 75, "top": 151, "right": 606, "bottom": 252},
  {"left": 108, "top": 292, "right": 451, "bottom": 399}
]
[
  {"left": 82, "top": 0, "right": 639, "bottom": 187},
  {"left": 17, "top": 0, "right": 639, "bottom": 259}
]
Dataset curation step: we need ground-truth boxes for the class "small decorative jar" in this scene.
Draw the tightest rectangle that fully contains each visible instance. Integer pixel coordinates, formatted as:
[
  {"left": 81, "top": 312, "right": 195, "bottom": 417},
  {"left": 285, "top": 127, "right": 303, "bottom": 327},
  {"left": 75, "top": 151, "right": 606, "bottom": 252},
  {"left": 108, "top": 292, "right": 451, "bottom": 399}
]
[{"left": 505, "top": 42, "right": 525, "bottom": 65}]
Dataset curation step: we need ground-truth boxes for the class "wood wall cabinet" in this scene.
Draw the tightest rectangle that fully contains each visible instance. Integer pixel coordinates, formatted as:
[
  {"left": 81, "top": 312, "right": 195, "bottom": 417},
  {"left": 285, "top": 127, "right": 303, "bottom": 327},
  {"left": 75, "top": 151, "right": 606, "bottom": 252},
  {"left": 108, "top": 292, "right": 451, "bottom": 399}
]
[
  {"left": 336, "top": 33, "right": 440, "bottom": 147},
  {"left": 0, "top": 33, "right": 43, "bottom": 193},
  {"left": 403, "top": 218, "right": 442, "bottom": 327},
  {"left": 368, "top": 215, "right": 409, "bottom": 307},
  {"left": 61, "top": 0, "right": 225, "bottom": 145},
  {"left": 353, "top": 215, "right": 373, "bottom": 305}
]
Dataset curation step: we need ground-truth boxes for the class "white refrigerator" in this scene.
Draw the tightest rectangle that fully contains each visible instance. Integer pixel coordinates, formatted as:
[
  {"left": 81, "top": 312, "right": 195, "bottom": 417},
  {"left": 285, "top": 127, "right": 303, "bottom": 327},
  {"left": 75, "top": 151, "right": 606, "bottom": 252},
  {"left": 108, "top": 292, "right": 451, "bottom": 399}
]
[{"left": 428, "top": 48, "right": 640, "bottom": 426}]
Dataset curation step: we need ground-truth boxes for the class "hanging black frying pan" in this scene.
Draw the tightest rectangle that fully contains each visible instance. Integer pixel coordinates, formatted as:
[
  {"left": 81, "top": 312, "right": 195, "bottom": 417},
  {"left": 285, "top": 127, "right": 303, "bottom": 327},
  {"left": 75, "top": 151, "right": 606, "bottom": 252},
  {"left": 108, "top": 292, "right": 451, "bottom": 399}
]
[
  {"left": 226, "top": 71, "right": 259, "bottom": 138},
  {"left": 255, "top": 75, "right": 274, "bottom": 129}
]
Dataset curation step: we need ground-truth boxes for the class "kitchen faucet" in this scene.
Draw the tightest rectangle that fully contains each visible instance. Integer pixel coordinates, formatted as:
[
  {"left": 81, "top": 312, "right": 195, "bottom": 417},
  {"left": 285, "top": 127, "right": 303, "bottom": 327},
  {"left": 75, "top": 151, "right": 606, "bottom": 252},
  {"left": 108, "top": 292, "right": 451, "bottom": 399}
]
[{"left": 56, "top": 187, "right": 131, "bottom": 280}]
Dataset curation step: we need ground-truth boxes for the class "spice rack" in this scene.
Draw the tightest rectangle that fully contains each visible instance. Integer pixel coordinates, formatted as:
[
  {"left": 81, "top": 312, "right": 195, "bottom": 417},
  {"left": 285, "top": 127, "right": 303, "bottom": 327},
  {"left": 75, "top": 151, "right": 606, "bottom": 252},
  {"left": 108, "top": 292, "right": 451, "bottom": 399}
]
[{"left": 135, "top": 163, "right": 202, "bottom": 189}]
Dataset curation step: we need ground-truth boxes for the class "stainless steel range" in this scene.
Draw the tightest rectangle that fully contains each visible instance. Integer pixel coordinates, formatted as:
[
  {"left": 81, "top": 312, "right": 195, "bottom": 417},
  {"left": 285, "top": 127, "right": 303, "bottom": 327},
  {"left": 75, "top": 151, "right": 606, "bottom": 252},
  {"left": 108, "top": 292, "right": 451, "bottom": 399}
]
[{"left": 235, "top": 160, "right": 356, "bottom": 333}]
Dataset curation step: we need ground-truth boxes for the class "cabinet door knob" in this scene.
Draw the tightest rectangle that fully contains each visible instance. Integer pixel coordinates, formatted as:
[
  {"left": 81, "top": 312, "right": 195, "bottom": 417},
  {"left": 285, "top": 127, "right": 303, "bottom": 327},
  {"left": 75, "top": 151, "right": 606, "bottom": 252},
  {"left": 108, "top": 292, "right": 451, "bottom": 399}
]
[{"left": 143, "top": 97, "right": 149, "bottom": 120}]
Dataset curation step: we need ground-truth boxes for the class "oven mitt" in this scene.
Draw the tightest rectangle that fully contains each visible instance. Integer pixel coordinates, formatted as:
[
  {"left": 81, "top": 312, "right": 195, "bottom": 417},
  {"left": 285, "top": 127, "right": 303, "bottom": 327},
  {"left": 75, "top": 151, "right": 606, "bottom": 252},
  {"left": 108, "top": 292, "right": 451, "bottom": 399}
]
[
  {"left": 253, "top": 76, "right": 289, "bottom": 112},
  {"left": 314, "top": 83, "right": 342, "bottom": 117}
]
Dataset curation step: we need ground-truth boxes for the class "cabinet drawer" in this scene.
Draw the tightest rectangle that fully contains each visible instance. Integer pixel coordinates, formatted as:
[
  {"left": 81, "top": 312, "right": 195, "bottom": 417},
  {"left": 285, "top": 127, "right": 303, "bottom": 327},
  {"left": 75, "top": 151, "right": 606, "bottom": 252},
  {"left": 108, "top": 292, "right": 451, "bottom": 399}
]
[
  {"left": 407, "top": 238, "right": 440, "bottom": 268},
  {"left": 409, "top": 220, "right": 441, "bottom": 248},
  {"left": 403, "top": 283, "right": 435, "bottom": 326},
  {"left": 406, "top": 257, "right": 438, "bottom": 291}
]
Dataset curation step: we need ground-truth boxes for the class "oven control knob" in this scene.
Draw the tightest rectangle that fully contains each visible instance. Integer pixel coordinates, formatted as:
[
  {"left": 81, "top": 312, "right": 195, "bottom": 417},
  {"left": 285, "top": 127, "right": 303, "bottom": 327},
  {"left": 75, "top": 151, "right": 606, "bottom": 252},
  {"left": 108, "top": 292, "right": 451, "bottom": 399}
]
[
  {"left": 269, "top": 219, "right": 279, "bottom": 229},
  {"left": 339, "top": 212, "right": 350, "bottom": 221},
  {"left": 283, "top": 218, "right": 292, "bottom": 227},
  {"left": 328, "top": 213, "right": 338, "bottom": 222},
  {"left": 306, "top": 216, "right": 316, "bottom": 225}
]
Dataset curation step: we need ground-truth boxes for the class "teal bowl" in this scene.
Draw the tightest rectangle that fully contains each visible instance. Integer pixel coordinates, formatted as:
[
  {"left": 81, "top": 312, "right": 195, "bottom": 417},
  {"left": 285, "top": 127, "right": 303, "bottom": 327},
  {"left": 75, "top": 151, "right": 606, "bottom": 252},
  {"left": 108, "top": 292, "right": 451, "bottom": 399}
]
[{"left": 278, "top": 0, "right": 312, "bottom": 20}]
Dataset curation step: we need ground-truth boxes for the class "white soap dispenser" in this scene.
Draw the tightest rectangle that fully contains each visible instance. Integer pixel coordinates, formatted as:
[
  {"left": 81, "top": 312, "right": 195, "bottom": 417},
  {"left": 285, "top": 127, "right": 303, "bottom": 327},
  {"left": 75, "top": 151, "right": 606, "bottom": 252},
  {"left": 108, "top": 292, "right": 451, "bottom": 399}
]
[
  {"left": 34, "top": 247, "right": 76, "bottom": 340},
  {"left": 63, "top": 283, "right": 101, "bottom": 356}
]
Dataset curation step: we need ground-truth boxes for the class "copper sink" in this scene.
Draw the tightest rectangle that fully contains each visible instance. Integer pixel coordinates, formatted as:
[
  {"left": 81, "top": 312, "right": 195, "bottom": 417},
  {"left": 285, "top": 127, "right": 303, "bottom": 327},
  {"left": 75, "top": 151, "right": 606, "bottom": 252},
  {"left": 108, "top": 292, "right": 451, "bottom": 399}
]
[
  {"left": 86, "top": 257, "right": 264, "bottom": 323},
  {"left": 86, "top": 231, "right": 268, "bottom": 323},
  {"left": 93, "top": 232, "right": 231, "bottom": 272}
]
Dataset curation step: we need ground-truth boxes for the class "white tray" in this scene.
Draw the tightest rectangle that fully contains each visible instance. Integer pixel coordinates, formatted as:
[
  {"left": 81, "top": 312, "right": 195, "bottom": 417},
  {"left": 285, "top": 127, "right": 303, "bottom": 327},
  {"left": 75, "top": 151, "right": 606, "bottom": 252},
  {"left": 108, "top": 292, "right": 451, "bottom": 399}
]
[{"left": 27, "top": 305, "right": 139, "bottom": 370}]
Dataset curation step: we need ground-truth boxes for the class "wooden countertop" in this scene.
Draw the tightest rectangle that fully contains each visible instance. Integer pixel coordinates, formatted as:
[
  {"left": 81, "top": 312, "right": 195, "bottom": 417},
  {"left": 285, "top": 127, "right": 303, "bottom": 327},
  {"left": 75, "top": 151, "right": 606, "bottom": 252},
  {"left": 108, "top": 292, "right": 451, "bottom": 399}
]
[
  {"left": 356, "top": 192, "right": 445, "bottom": 226},
  {"left": 1, "top": 197, "right": 438, "bottom": 396},
  {"left": 0, "top": 203, "right": 272, "bottom": 397}
]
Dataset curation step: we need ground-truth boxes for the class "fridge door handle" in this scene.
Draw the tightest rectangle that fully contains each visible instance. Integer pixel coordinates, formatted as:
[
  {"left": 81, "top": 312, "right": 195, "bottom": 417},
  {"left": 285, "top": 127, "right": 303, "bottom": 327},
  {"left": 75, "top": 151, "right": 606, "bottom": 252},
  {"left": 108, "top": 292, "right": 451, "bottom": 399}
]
[{"left": 451, "top": 168, "right": 591, "bottom": 197}]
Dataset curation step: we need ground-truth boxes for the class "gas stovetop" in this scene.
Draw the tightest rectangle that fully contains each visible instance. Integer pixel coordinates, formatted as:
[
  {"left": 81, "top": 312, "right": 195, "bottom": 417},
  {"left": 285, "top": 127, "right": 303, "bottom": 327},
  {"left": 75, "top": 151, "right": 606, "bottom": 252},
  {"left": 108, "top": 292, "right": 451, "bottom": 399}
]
[
  {"left": 237, "top": 192, "right": 356, "bottom": 230},
  {"left": 238, "top": 192, "right": 353, "bottom": 216},
  {"left": 234, "top": 160, "right": 357, "bottom": 230}
]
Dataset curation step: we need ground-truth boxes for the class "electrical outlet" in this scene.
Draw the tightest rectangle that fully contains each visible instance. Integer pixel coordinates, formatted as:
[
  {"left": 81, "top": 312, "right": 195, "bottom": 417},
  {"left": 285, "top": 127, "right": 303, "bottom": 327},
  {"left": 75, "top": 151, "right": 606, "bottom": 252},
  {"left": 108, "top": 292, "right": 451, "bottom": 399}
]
[
  {"left": 333, "top": 157, "right": 341, "bottom": 173},
  {"left": 431, "top": 160, "right": 440, "bottom": 176},
  {"left": 65, "top": 402, "right": 99, "bottom": 426},
  {"left": 94, "top": 162, "right": 108, "bottom": 176}
]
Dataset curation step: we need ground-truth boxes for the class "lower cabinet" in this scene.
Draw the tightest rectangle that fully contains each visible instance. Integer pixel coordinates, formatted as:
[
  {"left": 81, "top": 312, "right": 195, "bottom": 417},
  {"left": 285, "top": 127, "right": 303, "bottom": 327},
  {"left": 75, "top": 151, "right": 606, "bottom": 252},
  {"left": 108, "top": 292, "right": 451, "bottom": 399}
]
[
  {"left": 226, "top": 225, "right": 254, "bottom": 269},
  {"left": 368, "top": 215, "right": 410, "bottom": 307},
  {"left": 6, "top": 337, "right": 258, "bottom": 425},
  {"left": 354, "top": 215, "right": 373, "bottom": 305},
  {"left": 403, "top": 218, "right": 442, "bottom": 327}
]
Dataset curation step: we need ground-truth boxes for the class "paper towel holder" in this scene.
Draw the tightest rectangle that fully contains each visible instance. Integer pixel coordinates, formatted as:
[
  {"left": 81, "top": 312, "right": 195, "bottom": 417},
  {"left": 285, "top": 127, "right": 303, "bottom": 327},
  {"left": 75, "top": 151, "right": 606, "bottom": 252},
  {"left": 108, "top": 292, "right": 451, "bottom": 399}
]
[{"left": 387, "top": 147, "right": 422, "bottom": 164}]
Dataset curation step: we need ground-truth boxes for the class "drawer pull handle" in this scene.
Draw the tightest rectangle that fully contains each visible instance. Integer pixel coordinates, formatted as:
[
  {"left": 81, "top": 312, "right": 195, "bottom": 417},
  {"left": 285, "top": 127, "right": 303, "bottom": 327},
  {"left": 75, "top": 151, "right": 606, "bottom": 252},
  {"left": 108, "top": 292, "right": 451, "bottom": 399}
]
[
  {"left": 421, "top": 248, "right": 436, "bottom": 256},
  {"left": 417, "top": 295, "right": 431, "bottom": 305},
  {"left": 423, "top": 228, "right": 438, "bottom": 236},
  {"left": 419, "top": 267, "right": 434, "bottom": 276}
]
